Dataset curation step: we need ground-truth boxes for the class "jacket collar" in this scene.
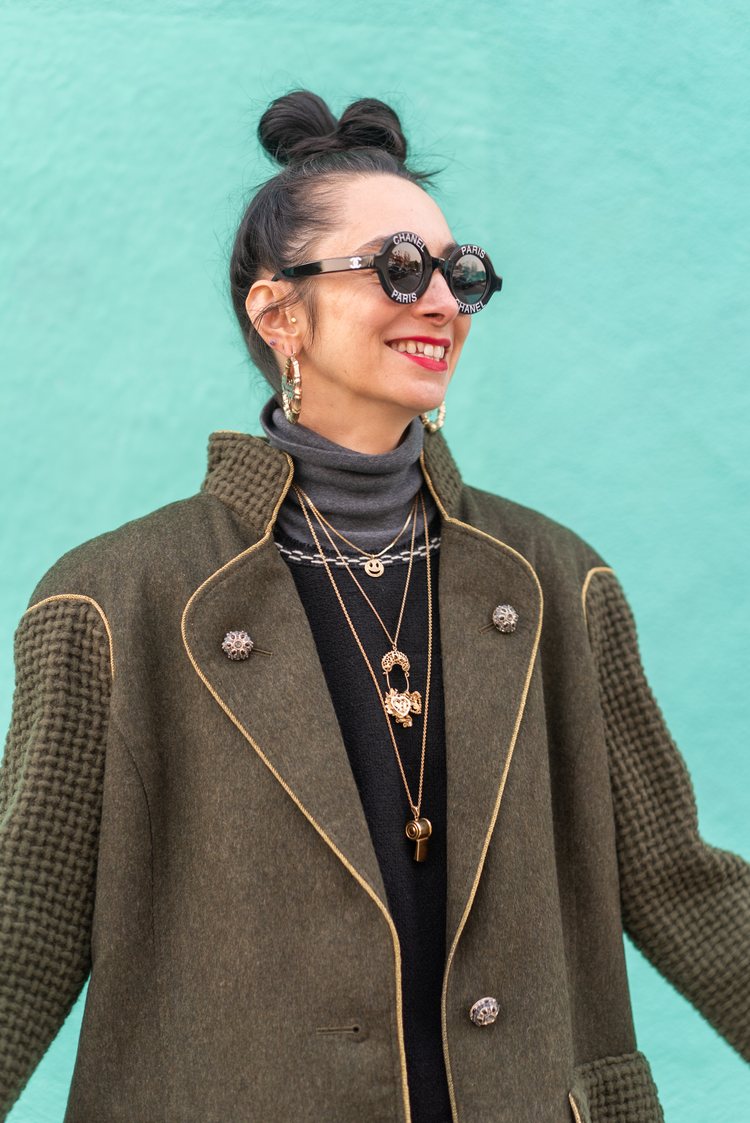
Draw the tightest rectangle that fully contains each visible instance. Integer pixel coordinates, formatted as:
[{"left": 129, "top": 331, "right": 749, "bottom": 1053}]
[{"left": 200, "top": 425, "right": 464, "bottom": 534}]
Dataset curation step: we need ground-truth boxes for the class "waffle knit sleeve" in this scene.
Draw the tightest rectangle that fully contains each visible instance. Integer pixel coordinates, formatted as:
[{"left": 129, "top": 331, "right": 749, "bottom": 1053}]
[
  {"left": 584, "top": 566, "right": 750, "bottom": 1062},
  {"left": 0, "top": 595, "right": 112, "bottom": 1120}
]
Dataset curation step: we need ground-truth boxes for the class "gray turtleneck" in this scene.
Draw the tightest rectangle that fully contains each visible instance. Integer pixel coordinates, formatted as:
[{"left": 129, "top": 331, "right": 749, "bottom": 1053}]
[{"left": 258, "top": 394, "right": 438, "bottom": 550}]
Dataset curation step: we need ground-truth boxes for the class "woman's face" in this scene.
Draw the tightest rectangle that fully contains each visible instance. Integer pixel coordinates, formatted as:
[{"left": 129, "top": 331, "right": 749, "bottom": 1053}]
[{"left": 250, "top": 173, "right": 473, "bottom": 450}]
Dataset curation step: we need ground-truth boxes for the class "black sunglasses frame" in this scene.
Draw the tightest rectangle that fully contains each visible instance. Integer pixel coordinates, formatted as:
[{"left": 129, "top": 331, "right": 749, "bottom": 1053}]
[{"left": 271, "top": 231, "right": 503, "bottom": 314}]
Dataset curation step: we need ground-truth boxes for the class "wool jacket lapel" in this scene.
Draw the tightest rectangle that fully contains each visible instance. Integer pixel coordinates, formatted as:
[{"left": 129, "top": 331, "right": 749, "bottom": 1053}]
[
  {"left": 183, "top": 433, "right": 389, "bottom": 905},
  {"left": 416, "top": 440, "right": 543, "bottom": 952},
  {"left": 188, "top": 426, "right": 542, "bottom": 952}
]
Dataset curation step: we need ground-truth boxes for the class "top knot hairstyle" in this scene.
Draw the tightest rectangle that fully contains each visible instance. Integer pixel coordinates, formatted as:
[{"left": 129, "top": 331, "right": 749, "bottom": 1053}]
[
  {"left": 229, "top": 89, "right": 442, "bottom": 393},
  {"left": 260, "top": 90, "right": 410, "bottom": 167}
]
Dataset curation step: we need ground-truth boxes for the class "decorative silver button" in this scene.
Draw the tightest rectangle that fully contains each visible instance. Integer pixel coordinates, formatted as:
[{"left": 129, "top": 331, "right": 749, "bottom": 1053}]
[
  {"left": 222, "top": 629, "right": 255, "bottom": 660},
  {"left": 469, "top": 996, "right": 499, "bottom": 1026},
  {"left": 492, "top": 604, "right": 518, "bottom": 633}
]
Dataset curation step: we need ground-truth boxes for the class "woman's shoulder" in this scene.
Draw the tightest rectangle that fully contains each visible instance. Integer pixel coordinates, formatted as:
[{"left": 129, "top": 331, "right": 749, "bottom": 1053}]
[
  {"left": 423, "top": 430, "right": 612, "bottom": 585},
  {"left": 458, "top": 480, "right": 612, "bottom": 586},
  {"left": 24, "top": 491, "right": 222, "bottom": 610}
]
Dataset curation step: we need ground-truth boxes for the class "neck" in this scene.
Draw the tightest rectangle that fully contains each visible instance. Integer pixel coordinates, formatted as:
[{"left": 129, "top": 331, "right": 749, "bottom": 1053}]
[
  {"left": 285, "top": 384, "right": 420, "bottom": 454},
  {"left": 258, "top": 394, "right": 438, "bottom": 550},
  {"left": 291, "top": 410, "right": 416, "bottom": 455}
]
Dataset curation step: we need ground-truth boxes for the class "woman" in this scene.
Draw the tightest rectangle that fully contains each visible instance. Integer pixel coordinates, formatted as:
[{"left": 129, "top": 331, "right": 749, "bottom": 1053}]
[{"left": 0, "top": 90, "right": 747, "bottom": 1123}]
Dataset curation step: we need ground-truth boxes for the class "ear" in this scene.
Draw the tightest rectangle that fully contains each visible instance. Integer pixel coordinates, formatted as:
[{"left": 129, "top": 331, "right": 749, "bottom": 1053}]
[{"left": 245, "top": 279, "right": 304, "bottom": 355}]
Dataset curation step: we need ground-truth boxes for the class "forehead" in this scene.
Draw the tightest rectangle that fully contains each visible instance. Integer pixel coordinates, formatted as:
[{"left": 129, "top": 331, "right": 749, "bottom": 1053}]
[{"left": 318, "top": 174, "right": 455, "bottom": 254}]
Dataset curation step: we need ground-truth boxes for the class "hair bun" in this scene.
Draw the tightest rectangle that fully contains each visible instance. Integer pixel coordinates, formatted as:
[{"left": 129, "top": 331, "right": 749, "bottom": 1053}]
[
  {"left": 335, "top": 97, "right": 408, "bottom": 163},
  {"left": 258, "top": 89, "right": 408, "bottom": 167},
  {"left": 258, "top": 89, "right": 336, "bottom": 166}
]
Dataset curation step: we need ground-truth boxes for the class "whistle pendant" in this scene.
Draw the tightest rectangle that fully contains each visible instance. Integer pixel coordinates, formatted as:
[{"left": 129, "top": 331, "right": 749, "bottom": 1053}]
[{"left": 405, "top": 816, "right": 432, "bottom": 861}]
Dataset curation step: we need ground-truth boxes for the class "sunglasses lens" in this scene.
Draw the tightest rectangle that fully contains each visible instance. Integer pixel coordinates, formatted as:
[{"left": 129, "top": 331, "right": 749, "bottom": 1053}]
[
  {"left": 386, "top": 242, "right": 424, "bottom": 294},
  {"left": 451, "top": 252, "right": 489, "bottom": 307}
]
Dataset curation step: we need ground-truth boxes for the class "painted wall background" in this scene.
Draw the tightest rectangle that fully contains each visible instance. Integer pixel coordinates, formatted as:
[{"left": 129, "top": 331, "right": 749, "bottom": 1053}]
[{"left": 1, "top": 0, "right": 748, "bottom": 1119}]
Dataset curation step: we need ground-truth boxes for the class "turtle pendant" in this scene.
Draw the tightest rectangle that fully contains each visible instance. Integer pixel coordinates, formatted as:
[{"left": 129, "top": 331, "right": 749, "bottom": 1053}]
[{"left": 381, "top": 648, "right": 422, "bottom": 728}]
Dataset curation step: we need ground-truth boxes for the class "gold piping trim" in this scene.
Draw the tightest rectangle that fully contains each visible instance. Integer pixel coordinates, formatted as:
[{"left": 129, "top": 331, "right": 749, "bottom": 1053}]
[
  {"left": 581, "top": 566, "right": 614, "bottom": 629},
  {"left": 22, "top": 593, "right": 115, "bottom": 681},
  {"left": 568, "top": 1091, "right": 584, "bottom": 1123},
  {"left": 182, "top": 450, "right": 412, "bottom": 1123},
  {"left": 419, "top": 450, "right": 544, "bottom": 1123}
]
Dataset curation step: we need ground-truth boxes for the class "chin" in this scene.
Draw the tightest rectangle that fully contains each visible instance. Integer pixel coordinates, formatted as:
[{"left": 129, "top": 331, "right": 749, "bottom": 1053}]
[
  {"left": 406, "top": 389, "right": 448, "bottom": 417},
  {"left": 386, "top": 391, "right": 442, "bottom": 418},
  {"left": 397, "top": 373, "right": 449, "bottom": 411}
]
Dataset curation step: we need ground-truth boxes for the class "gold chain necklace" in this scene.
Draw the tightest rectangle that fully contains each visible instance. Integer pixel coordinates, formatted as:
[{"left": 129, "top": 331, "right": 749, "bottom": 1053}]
[
  {"left": 294, "top": 486, "right": 422, "bottom": 729},
  {"left": 295, "top": 492, "right": 420, "bottom": 578},
  {"left": 295, "top": 488, "right": 434, "bottom": 861}
]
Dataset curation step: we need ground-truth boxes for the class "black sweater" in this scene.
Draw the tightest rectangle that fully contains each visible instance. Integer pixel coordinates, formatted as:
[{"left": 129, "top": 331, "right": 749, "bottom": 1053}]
[{"left": 274, "top": 507, "right": 452, "bottom": 1123}]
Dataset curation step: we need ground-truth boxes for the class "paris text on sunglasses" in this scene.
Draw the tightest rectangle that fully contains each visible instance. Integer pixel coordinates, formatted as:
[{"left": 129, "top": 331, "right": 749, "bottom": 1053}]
[{"left": 271, "top": 230, "right": 503, "bottom": 314}]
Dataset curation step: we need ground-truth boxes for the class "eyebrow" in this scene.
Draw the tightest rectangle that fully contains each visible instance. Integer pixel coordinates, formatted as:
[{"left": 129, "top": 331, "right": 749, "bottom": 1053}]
[{"left": 353, "top": 234, "right": 460, "bottom": 256}]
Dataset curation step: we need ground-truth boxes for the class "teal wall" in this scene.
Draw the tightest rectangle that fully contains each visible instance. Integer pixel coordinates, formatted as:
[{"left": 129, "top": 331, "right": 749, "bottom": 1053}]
[{"left": 2, "top": 1, "right": 748, "bottom": 1118}]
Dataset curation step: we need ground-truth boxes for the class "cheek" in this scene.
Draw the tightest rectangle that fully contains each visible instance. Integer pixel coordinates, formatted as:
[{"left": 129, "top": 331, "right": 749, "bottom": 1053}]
[
  {"left": 455, "top": 319, "right": 471, "bottom": 351},
  {"left": 322, "top": 284, "right": 390, "bottom": 347},
  {"left": 312, "top": 297, "right": 351, "bottom": 356}
]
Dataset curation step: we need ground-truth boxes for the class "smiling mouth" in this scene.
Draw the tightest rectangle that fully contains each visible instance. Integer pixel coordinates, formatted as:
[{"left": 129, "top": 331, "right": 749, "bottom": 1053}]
[{"left": 386, "top": 340, "right": 448, "bottom": 360}]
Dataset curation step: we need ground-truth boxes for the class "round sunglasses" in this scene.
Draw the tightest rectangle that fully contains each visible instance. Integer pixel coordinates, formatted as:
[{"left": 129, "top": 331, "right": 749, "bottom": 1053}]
[{"left": 271, "top": 231, "right": 503, "bottom": 314}]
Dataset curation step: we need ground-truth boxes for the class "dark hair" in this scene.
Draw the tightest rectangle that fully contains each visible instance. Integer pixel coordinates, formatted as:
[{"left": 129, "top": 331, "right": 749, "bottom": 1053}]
[{"left": 229, "top": 89, "right": 443, "bottom": 395}]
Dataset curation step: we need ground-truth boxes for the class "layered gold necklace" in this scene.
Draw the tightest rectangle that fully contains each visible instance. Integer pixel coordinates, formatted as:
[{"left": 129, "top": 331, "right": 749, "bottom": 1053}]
[
  {"left": 302, "top": 495, "right": 418, "bottom": 578},
  {"left": 296, "top": 488, "right": 422, "bottom": 727},
  {"left": 294, "top": 485, "right": 434, "bottom": 861}
]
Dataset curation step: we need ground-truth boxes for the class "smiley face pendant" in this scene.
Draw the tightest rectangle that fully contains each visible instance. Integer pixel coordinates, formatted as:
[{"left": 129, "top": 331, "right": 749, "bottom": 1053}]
[{"left": 364, "top": 558, "right": 385, "bottom": 577}]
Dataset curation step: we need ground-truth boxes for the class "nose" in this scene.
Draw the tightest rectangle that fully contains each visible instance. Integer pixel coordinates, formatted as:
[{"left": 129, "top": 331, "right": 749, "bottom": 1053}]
[{"left": 418, "top": 263, "right": 460, "bottom": 320}]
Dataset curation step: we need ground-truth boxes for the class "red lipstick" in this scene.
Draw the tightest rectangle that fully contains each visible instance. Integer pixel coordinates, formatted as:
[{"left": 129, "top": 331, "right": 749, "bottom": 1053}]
[
  {"left": 386, "top": 336, "right": 450, "bottom": 372},
  {"left": 386, "top": 335, "right": 451, "bottom": 348}
]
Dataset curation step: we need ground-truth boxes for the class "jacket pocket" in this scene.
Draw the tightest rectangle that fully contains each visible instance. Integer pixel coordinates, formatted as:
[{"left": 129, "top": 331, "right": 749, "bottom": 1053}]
[{"left": 568, "top": 1050, "right": 665, "bottom": 1123}]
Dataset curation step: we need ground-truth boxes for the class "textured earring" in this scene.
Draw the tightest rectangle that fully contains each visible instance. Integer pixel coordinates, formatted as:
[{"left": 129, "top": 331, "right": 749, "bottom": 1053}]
[
  {"left": 420, "top": 402, "right": 446, "bottom": 432},
  {"left": 281, "top": 353, "right": 302, "bottom": 424}
]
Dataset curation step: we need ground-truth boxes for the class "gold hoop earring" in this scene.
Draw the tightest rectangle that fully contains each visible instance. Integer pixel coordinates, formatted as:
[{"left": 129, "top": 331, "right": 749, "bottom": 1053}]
[
  {"left": 281, "top": 353, "right": 302, "bottom": 424},
  {"left": 420, "top": 401, "right": 446, "bottom": 433}
]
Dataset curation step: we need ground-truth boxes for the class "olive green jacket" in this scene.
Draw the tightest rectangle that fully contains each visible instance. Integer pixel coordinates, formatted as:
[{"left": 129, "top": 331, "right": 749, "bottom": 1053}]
[{"left": 1, "top": 427, "right": 748, "bottom": 1123}]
